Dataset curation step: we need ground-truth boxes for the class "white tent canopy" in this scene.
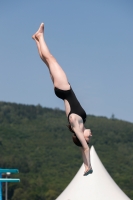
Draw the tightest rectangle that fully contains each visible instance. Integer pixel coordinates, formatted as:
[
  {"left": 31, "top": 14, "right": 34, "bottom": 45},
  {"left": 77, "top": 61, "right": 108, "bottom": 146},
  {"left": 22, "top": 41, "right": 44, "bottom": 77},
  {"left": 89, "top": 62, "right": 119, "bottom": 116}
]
[{"left": 56, "top": 146, "right": 130, "bottom": 200}]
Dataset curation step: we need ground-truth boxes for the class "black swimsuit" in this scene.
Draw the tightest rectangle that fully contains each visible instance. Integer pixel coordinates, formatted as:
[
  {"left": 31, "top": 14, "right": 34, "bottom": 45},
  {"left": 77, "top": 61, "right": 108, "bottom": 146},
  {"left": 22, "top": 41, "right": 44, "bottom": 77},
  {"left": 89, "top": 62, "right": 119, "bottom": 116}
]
[{"left": 54, "top": 85, "right": 86, "bottom": 123}]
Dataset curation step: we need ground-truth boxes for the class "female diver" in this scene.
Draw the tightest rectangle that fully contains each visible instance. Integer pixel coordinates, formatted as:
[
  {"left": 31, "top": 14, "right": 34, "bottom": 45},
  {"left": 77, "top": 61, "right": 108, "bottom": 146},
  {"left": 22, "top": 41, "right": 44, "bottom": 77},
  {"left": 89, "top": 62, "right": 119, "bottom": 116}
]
[{"left": 32, "top": 23, "right": 93, "bottom": 176}]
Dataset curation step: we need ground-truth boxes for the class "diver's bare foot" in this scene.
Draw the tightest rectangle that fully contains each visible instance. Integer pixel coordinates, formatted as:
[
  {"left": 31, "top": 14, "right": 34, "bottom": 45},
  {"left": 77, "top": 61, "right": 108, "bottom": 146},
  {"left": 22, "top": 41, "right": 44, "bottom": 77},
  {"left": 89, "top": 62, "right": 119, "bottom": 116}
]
[
  {"left": 32, "top": 23, "right": 44, "bottom": 40},
  {"left": 32, "top": 34, "right": 36, "bottom": 40}
]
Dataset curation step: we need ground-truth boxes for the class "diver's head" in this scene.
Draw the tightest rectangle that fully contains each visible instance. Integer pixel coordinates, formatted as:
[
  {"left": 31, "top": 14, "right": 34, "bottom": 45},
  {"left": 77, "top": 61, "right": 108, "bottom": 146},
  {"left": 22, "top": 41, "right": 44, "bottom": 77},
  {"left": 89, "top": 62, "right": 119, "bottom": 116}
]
[{"left": 67, "top": 125, "right": 92, "bottom": 147}]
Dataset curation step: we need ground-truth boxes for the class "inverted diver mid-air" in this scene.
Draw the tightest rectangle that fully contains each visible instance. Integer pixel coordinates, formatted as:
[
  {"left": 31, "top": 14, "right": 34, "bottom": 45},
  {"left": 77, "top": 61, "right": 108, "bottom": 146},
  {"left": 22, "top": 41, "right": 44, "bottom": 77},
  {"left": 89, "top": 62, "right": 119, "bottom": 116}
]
[{"left": 32, "top": 23, "right": 93, "bottom": 176}]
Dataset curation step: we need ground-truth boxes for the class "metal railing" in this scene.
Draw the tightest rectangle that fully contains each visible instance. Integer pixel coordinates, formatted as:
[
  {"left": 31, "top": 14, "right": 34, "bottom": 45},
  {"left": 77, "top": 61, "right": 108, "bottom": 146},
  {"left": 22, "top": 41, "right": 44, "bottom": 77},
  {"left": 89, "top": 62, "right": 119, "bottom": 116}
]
[{"left": 0, "top": 169, "right": 20, "bottom": 200}]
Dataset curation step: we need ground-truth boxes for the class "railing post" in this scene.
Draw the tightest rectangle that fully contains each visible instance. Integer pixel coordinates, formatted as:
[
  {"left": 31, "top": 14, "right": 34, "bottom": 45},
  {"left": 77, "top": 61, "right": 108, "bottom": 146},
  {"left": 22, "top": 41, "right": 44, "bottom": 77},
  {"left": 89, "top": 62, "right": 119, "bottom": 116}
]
[
  {"left": 0, "top": 173, "right": 2, "bottom": 200},
  {"left": 5, "top": 181, "right": 7, "bottom": 200}
]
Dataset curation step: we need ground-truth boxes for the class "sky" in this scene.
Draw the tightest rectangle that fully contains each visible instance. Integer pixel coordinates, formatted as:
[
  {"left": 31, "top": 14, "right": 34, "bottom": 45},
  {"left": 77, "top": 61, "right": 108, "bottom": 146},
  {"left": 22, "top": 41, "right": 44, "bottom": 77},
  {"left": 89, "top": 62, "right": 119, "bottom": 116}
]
[{"left": 0, "top": 0, "right": 133, "bottom": 123}]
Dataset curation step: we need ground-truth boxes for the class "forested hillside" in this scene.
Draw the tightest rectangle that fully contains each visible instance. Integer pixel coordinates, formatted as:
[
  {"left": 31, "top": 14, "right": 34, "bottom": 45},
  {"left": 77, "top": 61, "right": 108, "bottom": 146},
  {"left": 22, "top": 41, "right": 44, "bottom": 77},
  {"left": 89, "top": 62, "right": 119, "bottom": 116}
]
[{"left": 0, "top": 101, "right": 133, "bottom": 200}]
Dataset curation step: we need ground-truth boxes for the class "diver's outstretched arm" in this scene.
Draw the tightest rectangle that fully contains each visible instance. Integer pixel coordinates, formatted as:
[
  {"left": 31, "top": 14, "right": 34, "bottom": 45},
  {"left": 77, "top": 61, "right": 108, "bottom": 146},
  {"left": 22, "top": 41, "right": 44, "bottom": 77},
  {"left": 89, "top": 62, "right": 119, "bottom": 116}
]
[{"left": 70, "top": 119, "right": 92, "bottom": 173}]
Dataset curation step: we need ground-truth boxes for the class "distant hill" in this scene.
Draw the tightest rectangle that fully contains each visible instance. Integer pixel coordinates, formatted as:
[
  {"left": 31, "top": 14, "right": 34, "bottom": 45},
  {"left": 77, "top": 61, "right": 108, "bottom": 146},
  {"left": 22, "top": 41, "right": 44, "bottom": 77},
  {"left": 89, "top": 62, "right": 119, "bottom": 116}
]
[{"left": 0, "top": 101, "right": 133, "bottom": 200}]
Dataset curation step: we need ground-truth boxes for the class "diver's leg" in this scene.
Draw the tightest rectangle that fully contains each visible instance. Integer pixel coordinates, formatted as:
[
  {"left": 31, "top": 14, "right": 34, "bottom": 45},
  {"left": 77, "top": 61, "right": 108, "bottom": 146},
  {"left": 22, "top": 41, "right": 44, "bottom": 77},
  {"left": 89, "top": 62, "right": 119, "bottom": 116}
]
[
  {"left": 32, "top": 23, "right": 70, "bottom": 90},
  {"left": 32, "top": 34, "right": 43, "bottom": 59},
  {"left": 32, "top": 36, "right": 54, "bottom": 82}
]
